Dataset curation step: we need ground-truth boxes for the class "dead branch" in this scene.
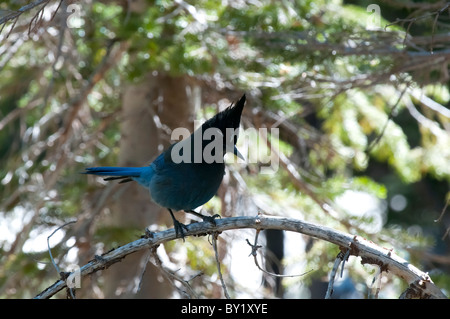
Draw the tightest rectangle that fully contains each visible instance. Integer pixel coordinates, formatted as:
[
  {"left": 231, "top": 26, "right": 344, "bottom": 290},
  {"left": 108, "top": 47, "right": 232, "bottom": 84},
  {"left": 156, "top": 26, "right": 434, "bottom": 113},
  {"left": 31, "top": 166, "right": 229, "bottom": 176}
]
[{"left": 34, "top": 215, "right": 447, "bottom": 299}]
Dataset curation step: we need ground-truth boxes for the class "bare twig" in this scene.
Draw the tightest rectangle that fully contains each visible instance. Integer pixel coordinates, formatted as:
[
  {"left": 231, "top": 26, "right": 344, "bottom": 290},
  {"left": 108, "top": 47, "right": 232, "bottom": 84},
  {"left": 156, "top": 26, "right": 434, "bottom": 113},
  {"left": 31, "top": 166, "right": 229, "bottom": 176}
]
[
  {"left": 46, "top": 219, "right": 77, "bottom": 299},
  {"left": 325, "top": 251, "right": 345, "bottom": 299},
  {"left": 325, "top": 247, "right": 351, "bottom": 299},
  {"left": 384, "top": 1, "right": 450, "bottom": 57},
  {"left": 34, "top": 215, "right": 447, "bottom": 299},
  {"left": 211, "top": 232, "right": 230, "bottom": 299},
  {"left": 148, "top": 246, "right": 198, "bottom": 298},
  {"left": 245, "top": 231, "right": 313, "bottom": 280},
  {"left": 369, "top": 267, "right": 382, "bottom": 299},
  {"left": 435, "top": 197, "right": 450, "bottom": 223},
  {"left": 435, "top": 197, "right": 450, "bottom": 240},
  {"left": 340, "top": 248, "right": 351, "bottom": 278},
  {"left": 0, "top": 0, "right": 57, "bottom": 38},
  {"left": 135, "top": 249, "right": 152, "bottom": 294},
  {"left": 366, "top": 84, "right": 410, "bottom": 153},
  {"left": 0, "top": 0, "right": 49, "bottom": 24},
  {"left": 385, "top": 2, "right": 450, "bottom": 30},
  {"left": 47, "top": 219, "right": 77, "bottom": 276}
]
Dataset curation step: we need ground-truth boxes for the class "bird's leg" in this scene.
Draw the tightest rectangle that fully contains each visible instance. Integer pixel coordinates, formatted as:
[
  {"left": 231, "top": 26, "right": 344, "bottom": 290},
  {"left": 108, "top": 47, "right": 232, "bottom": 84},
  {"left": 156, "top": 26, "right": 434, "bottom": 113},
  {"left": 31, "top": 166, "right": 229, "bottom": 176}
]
[
  {"left": 187, "top": 210, "right": 221, "bottom": 225},
  {"left": 168, "top": 209, "right": 189, "bottom": 240}
]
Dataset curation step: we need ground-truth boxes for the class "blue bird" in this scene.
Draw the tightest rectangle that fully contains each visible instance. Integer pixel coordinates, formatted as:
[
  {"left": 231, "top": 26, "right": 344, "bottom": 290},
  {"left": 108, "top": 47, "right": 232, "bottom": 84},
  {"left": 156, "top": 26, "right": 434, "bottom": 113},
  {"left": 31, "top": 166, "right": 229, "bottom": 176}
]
[{"left": 84, "top": 94, "right": 246, "bottom": 239}]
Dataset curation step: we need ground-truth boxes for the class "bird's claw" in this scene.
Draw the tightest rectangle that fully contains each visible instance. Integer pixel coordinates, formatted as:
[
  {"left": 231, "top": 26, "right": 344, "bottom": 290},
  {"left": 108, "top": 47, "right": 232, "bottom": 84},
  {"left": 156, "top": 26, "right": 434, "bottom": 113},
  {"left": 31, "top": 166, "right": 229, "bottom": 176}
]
[
  {"left": 187, "top": 210, "right": 221, "bottom": 225},
  {"left": 173, "top": 219, "right": 189, "bottom": 241},
  {"left": 200, "top": 213, "right": 221, "bottom": 225}
]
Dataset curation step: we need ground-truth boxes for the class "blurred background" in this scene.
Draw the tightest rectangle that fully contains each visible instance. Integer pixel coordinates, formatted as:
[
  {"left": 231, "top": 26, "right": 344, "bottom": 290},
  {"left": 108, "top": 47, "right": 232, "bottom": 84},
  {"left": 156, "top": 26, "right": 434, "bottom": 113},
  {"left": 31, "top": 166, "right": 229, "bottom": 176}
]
[{"left": 0, "top": 0, "right": 449, "bottom": 299}]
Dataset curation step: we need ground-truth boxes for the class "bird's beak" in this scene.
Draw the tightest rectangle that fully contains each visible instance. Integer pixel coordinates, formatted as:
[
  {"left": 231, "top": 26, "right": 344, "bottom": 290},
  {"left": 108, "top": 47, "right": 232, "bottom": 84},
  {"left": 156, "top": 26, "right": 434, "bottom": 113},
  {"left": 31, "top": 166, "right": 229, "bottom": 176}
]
[
  {"left": 233, "top": 145, "right": 245, "bottom": 160},
  {"left": 225, "top": 143, "right": 244, "bottom": 160}
]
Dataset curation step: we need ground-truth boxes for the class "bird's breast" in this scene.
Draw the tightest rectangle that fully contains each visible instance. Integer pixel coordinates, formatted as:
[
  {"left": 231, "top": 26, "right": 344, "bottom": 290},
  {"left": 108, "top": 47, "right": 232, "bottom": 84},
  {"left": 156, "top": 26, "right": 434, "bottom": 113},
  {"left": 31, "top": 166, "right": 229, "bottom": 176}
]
[{"left": 148, "top": 161, "right": 225, "bottom": 211}]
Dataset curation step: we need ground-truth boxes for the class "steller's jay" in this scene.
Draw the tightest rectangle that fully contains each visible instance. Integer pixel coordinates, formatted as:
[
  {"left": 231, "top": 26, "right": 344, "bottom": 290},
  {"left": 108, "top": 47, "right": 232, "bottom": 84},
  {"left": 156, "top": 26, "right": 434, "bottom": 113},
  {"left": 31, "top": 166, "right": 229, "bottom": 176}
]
[{"left": 84, "top": 94, "right": 246, "bottom": 239}]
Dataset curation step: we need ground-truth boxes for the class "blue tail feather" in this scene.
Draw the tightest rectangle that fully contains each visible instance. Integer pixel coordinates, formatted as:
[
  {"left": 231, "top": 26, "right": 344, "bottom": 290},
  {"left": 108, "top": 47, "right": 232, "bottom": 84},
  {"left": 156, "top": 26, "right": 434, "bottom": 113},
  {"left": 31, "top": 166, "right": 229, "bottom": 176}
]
[{"left": 84, "top": 166, "right": 143, "bottom": 177}]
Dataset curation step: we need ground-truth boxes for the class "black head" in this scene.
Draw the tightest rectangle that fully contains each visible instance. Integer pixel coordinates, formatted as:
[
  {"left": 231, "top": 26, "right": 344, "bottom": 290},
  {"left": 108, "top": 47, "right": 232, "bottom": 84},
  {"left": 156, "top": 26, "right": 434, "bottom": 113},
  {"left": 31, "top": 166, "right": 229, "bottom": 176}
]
[
  {"left": 168, "top": 94, "right": 246, "bottom": 164},
  {"left": 201, "top": 94, "right": 246, "bottom": 149},
  {"left": 203, "top": 94, "right": 245, "bottom": 132}
]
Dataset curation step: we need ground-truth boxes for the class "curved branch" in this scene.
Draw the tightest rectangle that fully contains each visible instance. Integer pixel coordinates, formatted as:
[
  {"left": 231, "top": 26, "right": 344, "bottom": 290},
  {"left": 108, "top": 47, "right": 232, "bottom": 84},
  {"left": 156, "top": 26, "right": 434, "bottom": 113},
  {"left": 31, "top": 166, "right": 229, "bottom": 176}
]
[{"left": 34, "top": 215, "right": 447, "bottom": 299}]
